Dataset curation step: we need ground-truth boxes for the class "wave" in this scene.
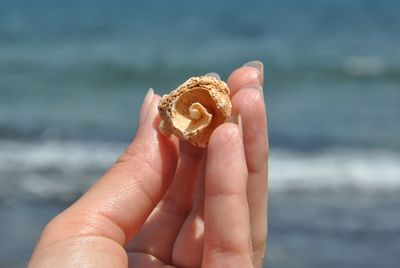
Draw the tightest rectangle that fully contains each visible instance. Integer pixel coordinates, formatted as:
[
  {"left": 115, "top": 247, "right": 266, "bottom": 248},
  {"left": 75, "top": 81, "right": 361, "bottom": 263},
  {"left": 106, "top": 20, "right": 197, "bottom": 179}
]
[
  {"left": 342, "top": 56, "right": 386, "bottom": 77},
  {"left": 270, "top": 148, "right": 400, "bottom": 193},
  {"left": 1, "top": 141, "right": 399, "bottom": 204},
  {"left": 0, "top": 140, "right": 123, "bottom": 203}
]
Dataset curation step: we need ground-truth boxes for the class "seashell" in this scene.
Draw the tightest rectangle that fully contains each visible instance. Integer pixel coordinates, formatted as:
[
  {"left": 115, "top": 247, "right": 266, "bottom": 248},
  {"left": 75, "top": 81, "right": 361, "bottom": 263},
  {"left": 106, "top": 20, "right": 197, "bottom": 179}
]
[{"left": 158, "top": 76, "right": 232, "bottom": 148}]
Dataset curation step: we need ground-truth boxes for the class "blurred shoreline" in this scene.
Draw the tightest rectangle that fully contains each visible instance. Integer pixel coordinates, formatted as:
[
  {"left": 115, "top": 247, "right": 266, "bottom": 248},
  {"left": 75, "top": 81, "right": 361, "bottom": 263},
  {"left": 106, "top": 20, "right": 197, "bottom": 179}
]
[{"left": 1, "top": 140, "right": 400, "bottom": 206}]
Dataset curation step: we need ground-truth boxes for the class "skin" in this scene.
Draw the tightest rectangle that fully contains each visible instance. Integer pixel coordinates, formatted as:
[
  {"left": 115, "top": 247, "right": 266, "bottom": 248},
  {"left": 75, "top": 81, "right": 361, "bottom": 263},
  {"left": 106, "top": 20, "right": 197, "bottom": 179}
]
[{"left": 28, "top": 63, "right": 268, "bottom": 268}]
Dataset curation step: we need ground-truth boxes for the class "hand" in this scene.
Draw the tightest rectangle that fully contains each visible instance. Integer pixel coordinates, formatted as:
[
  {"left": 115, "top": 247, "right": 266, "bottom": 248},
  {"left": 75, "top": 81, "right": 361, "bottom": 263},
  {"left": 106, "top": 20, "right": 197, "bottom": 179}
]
[{"left": 29, "top": 61, "right": 268, "bottom": 268}]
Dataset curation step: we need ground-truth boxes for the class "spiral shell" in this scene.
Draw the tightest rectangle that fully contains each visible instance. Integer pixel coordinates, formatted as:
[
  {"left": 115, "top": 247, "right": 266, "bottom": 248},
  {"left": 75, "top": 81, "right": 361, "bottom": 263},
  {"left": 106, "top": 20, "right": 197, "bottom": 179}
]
[{"left": 158, "top": 76, "right": 232, "bottom": 148}]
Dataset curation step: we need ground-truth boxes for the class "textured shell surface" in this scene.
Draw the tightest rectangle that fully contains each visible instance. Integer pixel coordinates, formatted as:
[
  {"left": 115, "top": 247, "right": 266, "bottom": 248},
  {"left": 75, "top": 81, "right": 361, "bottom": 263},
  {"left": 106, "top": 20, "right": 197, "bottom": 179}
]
[{"left": 158, "top": 76, "right": 232, "bottom": 148}]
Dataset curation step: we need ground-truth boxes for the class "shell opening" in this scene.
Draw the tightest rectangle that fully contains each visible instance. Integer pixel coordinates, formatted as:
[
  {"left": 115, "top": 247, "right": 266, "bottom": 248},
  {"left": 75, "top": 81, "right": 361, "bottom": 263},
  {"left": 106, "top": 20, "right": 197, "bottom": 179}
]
[
  {"left": 190, "top": 102, "right": 207, "bottom": 120},
  {"left": 171, "top": 89, "right": 216, "bottom": 136},
  {"left": 187, "top": 102, "right": 212, "bottom": 132}
]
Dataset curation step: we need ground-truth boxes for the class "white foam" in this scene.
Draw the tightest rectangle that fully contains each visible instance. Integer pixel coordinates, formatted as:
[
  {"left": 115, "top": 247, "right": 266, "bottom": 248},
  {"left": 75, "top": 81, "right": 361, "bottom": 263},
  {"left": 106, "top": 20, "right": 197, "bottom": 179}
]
[
  {"left": 0, "top": 140, "right": 122, "bottom": 172},
  {"left": 342, "top": 56, "right": 386, "bottom": 77},
  {"left": 0, "top": 140, "right": 124, "bottom": 201},
  {"left": 1, "top": 141, "right": 400, "bottom": 201},
  {"left": 269, "top": 148, "right": 400, "bottom": 192}
]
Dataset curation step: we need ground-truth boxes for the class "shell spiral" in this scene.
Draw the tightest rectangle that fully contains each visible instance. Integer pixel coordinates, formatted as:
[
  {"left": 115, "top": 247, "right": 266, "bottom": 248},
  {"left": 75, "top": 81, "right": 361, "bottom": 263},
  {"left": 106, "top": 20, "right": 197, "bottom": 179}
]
[{"left": 158, "top": 76, "right": 232, "bottom": 148}]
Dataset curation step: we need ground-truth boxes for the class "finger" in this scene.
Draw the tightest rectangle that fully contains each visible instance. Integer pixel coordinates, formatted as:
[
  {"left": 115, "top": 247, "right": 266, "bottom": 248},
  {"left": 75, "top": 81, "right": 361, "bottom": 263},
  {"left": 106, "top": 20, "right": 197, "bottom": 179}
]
[
  {"left": 139, "top": 88, "right": 155, "bottom": 126},
  {"left": 227, "top": 61, "right": 263, "bottom": 97},
  {"left": 171, "top": 152, "right": 206, "bottom": 267},
  {"left": 228, "top": 61, "right": 269, "bottom": 267},
  {"left": 203, "top": 123, "right": 252, "bottom": 267},
  {"left": 127, "top": 141, "right": 204, "bottom": 264},
  {"left": 127, "top": 252, "right": 165, "bottom": 268},
  {"left": 169, "top": 71, "right": 222, "bottom": 267},
  {"left": 36, "top": 94, "right": 179, "bottom": 248}
]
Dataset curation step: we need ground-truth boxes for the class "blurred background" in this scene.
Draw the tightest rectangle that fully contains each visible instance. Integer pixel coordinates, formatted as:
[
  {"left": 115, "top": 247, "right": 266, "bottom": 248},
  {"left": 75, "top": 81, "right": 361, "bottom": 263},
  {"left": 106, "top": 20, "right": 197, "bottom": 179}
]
[{"left": 1, "top": 0, "right": 400, "bottom": 267}]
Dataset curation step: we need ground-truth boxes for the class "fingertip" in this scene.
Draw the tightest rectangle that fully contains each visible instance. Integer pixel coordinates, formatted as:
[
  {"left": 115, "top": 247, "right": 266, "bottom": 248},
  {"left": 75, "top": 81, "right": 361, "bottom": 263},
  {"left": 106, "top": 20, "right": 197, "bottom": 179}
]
[
  {"left": 207, "top": 123, "right": 246, "bottom": 186},
  {"left": 243, "top": 60, "right": 264, "bottom": 85},
  {"left": 137, "top": 95, "right": 161, "bottom": 134},
  {"left": 138, "top": 88, "right": 155, "bottom": 126},
  {"left": 149, "top": 94, "right": 162, "bottom": 116},
  {"left": 203, "top": 123, "right": 252, "bottom": 267},
  {"left": 208, "top": 123, "right": 242, "bottom": 152},
  {"left": 231, "top": 87, "right": 269, "bottom": 173},
  {"left": 227, "top": 66, "right": 263, "bottom": 96},
  {"left": 121, "top": 94, "right": 178, "bottom": 170}
]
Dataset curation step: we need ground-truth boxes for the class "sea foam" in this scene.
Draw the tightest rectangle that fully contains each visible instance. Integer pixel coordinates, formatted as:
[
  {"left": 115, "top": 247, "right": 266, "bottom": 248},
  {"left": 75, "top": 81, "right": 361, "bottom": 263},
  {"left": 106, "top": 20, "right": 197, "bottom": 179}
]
[
  {"left": 270, "top": 148, "right": 400, "bottom": 192},
  {"left": 1, "top": 141, "right": 399, "bottom": 203}
]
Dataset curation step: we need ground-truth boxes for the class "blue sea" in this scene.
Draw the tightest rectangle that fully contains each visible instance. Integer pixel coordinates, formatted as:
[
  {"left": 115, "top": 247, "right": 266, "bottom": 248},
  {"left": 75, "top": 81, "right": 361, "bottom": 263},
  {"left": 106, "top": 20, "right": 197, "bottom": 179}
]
[{"left": 1, "top": 0, "right": 400, "bottom": 267}]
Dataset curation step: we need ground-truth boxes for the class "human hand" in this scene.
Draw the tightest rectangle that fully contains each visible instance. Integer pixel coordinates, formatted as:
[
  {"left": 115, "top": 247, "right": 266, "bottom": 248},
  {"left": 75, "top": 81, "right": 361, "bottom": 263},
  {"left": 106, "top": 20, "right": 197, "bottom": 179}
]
[{"left": 29, "top": 61, "right": 268, "bottom": 268}]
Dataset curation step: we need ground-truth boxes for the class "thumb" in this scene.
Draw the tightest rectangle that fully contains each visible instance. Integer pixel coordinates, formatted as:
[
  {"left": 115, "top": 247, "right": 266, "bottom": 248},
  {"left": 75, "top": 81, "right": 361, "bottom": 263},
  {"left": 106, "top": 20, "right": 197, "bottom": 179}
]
[{"left": 38, "top": 90, "right": 178, "bottom": 248}]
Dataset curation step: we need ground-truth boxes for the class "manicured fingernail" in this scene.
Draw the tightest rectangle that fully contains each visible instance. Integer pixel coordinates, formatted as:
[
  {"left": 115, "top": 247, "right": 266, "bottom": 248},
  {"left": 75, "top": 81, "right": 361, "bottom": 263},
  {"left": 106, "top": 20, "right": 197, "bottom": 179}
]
[
  {"left": 243, "top": 60, "right": 264, "bottom": 86},
  {"left": 145, "top": 88, "right": 154, "bottom": 104},
  {"left": 139, "top": 88, "right": 155, "bottom": 125},
  {"left": 204, "top": 72, "right": 221, "bottom": 80},
  {"left": 146, "top": 98, "right": 159, "bottom": 122}
]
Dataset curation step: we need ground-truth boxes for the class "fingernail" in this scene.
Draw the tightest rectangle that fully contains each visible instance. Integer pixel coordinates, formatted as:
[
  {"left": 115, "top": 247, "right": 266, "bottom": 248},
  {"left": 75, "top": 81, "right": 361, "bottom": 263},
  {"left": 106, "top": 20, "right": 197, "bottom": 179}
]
[
  {"left": 243, "top": 60, "right": 263, "bottom": 72},
  {"left": 204, "top": 72, "right": 221, "bottom": 80},
  {"left": 145, "top": 88, "right": 154, "bottom": 104},
  {"left": 243, "top": 60, "right": 264, "bottom": 86},
  {"left": 146, "top": 98, "right": 160, "bottom": 123},
  {"left": 139, "top": 88, "right": 155, "bottom": 125},
  {"left": 225, "top": 114, "right": 243, "bottom": 138}
]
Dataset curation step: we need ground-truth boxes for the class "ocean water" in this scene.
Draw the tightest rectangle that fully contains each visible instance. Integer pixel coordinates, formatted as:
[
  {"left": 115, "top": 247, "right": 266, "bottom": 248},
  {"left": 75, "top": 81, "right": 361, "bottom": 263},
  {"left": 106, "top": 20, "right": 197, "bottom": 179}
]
[{"left": 1, "top": 0, "right": 400, "bottom": 267}]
